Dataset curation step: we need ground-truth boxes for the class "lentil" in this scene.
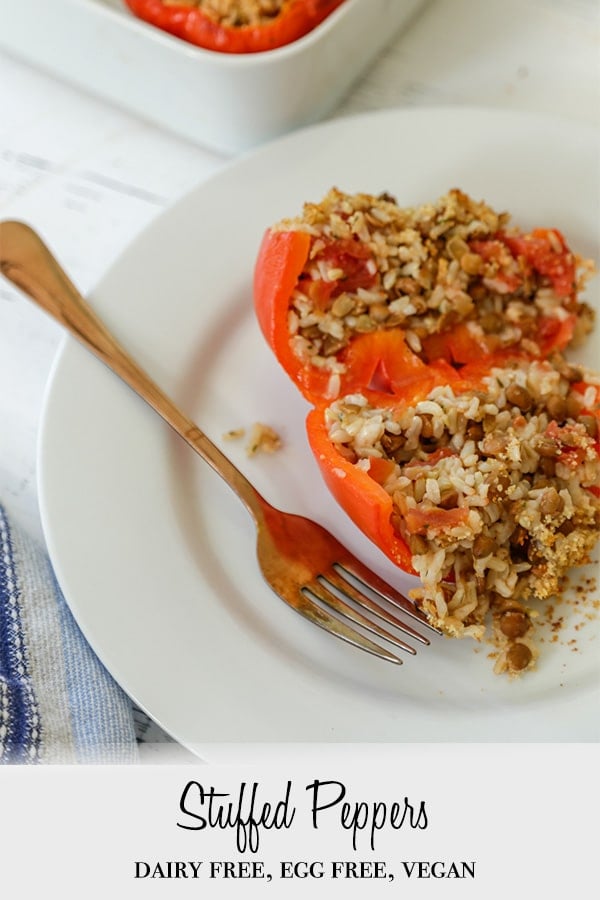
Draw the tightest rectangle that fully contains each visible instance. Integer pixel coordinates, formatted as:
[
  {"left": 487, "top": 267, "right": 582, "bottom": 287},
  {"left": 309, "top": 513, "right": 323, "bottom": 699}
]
[{"left": 506, "top": 642, "right": 533, "bottom": 671}]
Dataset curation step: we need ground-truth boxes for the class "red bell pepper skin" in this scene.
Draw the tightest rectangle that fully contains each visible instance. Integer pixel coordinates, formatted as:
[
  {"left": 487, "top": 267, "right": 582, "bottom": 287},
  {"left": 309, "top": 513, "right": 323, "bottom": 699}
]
[
  {"left": 306, "top": 393, "right": 415, "bottom": 573},
  {"left": 124, "top": 0, "right": 345, "bottom": 53},
  {"left": 253, "top": 228, "right": 313, "bottom": 393}
]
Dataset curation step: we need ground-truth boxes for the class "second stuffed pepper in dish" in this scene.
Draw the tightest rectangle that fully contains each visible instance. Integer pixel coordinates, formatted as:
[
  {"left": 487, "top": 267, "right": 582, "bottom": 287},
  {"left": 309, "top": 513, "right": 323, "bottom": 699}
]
[{"left": 125, "top": 0, "right": 345, "bottom": 53}]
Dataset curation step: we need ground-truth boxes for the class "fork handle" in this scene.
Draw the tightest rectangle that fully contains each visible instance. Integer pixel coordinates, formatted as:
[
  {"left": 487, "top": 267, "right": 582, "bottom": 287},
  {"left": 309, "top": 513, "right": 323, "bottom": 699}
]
[{"left": 0, "top": 220, "right": 269, "bottom": 524}]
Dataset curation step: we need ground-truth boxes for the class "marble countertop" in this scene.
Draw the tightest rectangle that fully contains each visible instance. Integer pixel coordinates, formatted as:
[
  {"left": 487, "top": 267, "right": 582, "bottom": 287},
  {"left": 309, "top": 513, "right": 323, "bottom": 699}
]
[{"left": 1, "top": 0, "right": 598, "bottom": 543}]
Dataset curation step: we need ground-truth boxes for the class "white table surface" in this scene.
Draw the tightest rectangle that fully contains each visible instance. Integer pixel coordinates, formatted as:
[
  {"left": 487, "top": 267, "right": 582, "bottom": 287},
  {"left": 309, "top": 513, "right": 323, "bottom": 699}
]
[{"left": 1, "top": 0, "right": 598, "bottom": 546}]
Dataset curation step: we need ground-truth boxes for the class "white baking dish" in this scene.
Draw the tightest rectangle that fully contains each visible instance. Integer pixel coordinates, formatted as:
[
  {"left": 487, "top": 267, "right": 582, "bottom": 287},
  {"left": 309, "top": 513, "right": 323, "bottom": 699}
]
[{"left": 0, "top": 0, "right": 426, "bottom": 154}]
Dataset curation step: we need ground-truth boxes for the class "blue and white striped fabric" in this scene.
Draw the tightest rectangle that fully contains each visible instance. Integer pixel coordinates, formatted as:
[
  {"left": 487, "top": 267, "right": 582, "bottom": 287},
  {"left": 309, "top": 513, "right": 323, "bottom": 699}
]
[{"left": 0, "top": 503, "right": 138, "bottom": 764}]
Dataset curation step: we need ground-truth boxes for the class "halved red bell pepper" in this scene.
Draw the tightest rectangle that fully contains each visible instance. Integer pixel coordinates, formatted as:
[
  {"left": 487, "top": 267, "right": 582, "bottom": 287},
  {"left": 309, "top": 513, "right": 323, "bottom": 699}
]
[
  {"left": 254, "top": 208, "right": 598, "bottom": 593},
  {"left": 124, "top": 0, "right": 345, "bottom": 53},
  {"left": 305, "top": 361, "right": 600, "bottom": 575},
  {"left": 253, "top": 221, "right": 583, "bottom": 400}
]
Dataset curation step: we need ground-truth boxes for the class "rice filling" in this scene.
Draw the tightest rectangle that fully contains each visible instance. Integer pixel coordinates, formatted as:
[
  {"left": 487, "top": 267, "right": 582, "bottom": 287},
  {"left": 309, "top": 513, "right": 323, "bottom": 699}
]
[{"left": 324, "top": 358, "right": 600, "bottom": 674}]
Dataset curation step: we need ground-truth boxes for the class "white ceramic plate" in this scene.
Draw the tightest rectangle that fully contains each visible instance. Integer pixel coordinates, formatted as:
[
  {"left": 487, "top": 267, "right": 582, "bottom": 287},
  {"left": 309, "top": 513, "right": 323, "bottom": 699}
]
[{"left": 39, "top": 108, "right": 600, "bottom": 752}]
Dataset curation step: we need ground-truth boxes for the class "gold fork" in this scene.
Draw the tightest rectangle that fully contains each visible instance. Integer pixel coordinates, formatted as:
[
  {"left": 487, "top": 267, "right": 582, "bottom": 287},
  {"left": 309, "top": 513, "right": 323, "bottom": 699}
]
[{"left": 0, "top": 221, "right": 437, "bottom": 665}]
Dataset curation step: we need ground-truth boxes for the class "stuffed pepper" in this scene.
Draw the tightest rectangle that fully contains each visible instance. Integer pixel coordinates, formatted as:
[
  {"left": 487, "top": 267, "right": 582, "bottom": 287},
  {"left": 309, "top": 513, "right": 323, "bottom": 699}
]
[
  {"left": 125, "top": 0, "right": 345, "bottom": 53},
  {"left": 254, "top": 186, "right": 598, "bottom": 675},
  {"left": 254, "top": 188, "right": 594, "bottom": 402},
  {"left": 308, "top": 356, "right": 600, "bottom": 674}
]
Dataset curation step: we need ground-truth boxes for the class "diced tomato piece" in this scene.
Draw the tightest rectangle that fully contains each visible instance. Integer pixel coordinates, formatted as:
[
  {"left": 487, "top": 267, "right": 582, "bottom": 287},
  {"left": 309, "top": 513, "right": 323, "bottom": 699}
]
[
  {"left": 313, "top": 237, "right": 377, "bottom": 297},
  {"left": 536, "top": 314, "right": 577, "bottom": 354},
  {"left": 405, "top": 448, "right": 457, "bottom": 468},
  {"left": 404, "top": 506, "right": 469, "bottom": 535},
  {"left": 469, "top": 238, "right": 522, "bottom": 292},
  {"left": 498, "top": 228, "right": 575, "bottom": 299},
  {"left": 300, "top": 276, "right": 335, "bottom": 309},
  {"left": 545, "top": 421, "right": 588, "bottom": 469}
]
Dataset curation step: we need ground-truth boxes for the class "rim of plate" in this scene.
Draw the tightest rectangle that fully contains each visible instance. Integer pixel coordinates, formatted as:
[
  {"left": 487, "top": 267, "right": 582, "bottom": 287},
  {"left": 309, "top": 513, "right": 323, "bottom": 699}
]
[{"left": 37, "top": 106, "right": 600, "bottom": 755}]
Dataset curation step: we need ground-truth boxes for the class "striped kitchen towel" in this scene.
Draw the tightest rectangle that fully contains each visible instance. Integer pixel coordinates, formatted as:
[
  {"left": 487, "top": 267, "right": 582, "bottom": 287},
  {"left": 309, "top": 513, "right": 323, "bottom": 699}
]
[{"left": 0, "top": 502, "right": 138, "bottom": 764}]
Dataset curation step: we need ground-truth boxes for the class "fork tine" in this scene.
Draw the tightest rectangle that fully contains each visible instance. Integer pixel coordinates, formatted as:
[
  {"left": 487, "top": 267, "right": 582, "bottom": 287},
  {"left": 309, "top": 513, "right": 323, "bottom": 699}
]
[
  {"left": 1, "top": 224, "right": 430, "bottom": 670},
  {"left": 303, "top": 580, "right": 417, "bottom": 656},
  {"left": 296, "top": 593, "right": 405, "bottom": 663},
  {"left": 335, "top": 558, "right": 441, "bottom": 635},
  {"left": 322, "top": 569, "right": 430, "bottom": 646}
]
